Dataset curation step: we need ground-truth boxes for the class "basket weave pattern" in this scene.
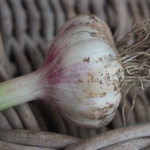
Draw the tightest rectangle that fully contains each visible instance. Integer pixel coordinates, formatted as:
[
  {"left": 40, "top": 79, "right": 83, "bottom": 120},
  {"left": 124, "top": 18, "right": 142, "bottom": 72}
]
[{"left": 0, "top": 0, "right": 150, "bottom": 149}]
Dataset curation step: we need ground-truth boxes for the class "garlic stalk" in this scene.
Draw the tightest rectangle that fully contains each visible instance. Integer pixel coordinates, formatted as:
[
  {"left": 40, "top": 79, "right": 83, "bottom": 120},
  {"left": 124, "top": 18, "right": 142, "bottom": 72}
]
[{"left": 0, "top": 15, "right": 124, "bottom": 128}]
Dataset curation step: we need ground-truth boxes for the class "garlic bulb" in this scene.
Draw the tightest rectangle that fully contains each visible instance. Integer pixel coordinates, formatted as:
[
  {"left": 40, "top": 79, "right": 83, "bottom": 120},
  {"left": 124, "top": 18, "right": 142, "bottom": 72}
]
[
  {"left": 41, "top": 15, "right": 124, "bottom": 128},
  {"left": 0, "top": 15, "right": 124, "bottom": 128}
]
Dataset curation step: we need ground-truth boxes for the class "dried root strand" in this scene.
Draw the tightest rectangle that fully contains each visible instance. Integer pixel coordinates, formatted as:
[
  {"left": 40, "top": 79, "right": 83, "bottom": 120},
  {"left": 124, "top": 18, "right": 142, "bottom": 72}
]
[
  {"left": 118, "top": 19, "right": 150, "bottom": 126},
  {"left": 117, "top": 19, "right": 150, "bottom": 88},
  {"left": 121, "top": 82, "right": 136, "bottom": 126}
]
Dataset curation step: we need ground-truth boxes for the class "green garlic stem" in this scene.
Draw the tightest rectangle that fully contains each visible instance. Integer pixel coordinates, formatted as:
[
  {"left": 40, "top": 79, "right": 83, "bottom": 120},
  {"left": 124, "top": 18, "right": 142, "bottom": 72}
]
[{"left": 0, "top": 71, "right": 42, "bottom": 111}]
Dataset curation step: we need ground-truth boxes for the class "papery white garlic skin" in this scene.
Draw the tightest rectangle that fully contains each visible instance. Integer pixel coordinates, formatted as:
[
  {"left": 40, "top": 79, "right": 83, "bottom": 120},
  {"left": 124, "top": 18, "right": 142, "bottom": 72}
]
[{"left": 42, "top": 15, "right": 124, "bottom": 128}]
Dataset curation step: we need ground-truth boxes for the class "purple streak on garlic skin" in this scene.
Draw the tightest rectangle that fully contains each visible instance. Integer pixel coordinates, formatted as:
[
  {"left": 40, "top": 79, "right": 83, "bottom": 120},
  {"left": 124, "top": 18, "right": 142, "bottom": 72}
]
[{"left": 38, "top": 15, "right": 124, "bottom": 128}]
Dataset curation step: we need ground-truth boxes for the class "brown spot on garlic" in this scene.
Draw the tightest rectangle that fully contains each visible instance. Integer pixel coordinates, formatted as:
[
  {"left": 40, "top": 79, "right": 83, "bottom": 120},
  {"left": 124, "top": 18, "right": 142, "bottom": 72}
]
[
  {"left": 79, "top": 104, "right": 115, "bottom": 120},
  {"left": 79, "top": 110, "right": 97, "bottom": 119},
  {"left": 77, "top": 79, "right": 83, "bottom": 83},
  {"left": 114, "top": 85, "right": 117, "bottom": 91},
  {"left": 87, "top": 72, "right": 94, "bottom": 83},
  {"left": 79, "top": 124, "right": 94, "bottom": 129},
  {"left": 99, "top": 80, "right": 103, "bottom": 84},
  {"left": 95, "top": 57, "right": 102, "bottom": 63},
  {"left": 83, "top": 57, "right": 90, "bottom": 63},
  {"left": 100, "top": 92, "right": 106, "bottom": 97},
  {"left": 89, "top": 92, "right": 93, "bottom": 97}
]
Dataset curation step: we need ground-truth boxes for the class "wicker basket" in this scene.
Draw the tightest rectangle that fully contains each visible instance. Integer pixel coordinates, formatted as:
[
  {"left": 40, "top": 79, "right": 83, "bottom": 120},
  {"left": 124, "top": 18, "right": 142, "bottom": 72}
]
[{"left": 0, "top": 0, "right": 150, "bottom": 149}]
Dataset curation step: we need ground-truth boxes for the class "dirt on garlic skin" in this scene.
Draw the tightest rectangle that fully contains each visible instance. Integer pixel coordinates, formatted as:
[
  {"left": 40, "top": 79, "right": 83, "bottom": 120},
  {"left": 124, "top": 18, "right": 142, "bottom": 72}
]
[
  {"left": 75, "top": 62, "right": 123, "bottom": 101},
  {"left": 79, "top": 104, "right": 116, "bottom": 120},
  {"left": 87, "top": 15, "right": 121, "bottom": 64},
  {"left": 56, "top": 91, "right": 121, "bottom": 129},
  {"left": 62, "top": 107, "right": 118, "bottom": 129}
]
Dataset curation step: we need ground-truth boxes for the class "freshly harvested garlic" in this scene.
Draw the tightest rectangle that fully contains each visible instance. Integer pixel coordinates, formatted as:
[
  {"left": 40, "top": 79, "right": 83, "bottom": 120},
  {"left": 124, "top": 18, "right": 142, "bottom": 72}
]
[
  {"left": 41, "top": 15, "right": 124, "bottom": 128},
  {"left": 0, "top": 15, "right": 124, "bottom": 129}
]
